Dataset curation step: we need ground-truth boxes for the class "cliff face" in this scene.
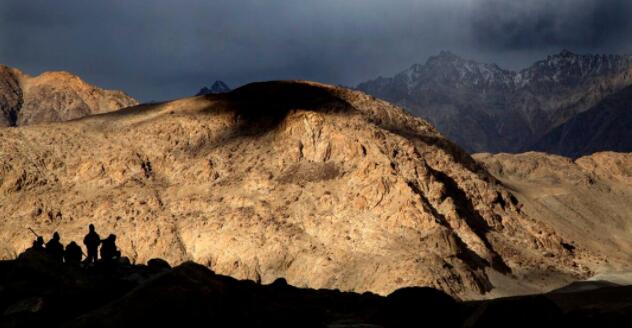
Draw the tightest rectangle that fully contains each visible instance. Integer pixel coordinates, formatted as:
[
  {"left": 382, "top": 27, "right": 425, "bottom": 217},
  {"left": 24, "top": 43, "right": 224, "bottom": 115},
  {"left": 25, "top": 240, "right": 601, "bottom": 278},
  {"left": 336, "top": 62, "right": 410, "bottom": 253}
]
[
  {"left": 0, "top": 65, "right": 137, "bottom": 127},
  {"left": 0, "top": 81, "right": 587, "bottom": 299}
]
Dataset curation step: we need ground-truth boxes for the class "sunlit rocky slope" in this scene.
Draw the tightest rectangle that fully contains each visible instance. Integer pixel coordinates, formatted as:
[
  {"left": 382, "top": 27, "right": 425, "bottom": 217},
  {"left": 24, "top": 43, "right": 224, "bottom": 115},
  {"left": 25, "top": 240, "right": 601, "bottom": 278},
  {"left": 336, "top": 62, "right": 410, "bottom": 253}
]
[{"left": 0, "top": 81, "right": 590, "bottom": 299}]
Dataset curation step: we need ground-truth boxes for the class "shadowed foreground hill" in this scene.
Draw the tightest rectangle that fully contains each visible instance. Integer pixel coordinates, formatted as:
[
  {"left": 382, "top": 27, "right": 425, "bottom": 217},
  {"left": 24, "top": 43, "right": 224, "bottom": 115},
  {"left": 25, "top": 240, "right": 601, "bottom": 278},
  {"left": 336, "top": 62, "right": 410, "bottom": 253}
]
[
  {"left": 0, "top": 81, "right": 590, "bottom": 299},
  {"left": 2, "top": 252, "right": 632, "bottom": 328}
]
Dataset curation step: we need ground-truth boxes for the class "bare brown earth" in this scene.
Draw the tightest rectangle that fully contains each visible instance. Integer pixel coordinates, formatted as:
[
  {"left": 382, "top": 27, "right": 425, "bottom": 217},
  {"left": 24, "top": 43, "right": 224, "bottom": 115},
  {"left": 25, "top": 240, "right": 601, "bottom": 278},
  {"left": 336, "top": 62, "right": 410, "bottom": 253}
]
[
  {"left": 0, "top": 65, "right": 137, "bottom": 127},
  {"left": 474, "top": 152, "right": 632, "bottom": 288},
  {"left": 0, "top": 81, "right": 590, "bottom": 299}
]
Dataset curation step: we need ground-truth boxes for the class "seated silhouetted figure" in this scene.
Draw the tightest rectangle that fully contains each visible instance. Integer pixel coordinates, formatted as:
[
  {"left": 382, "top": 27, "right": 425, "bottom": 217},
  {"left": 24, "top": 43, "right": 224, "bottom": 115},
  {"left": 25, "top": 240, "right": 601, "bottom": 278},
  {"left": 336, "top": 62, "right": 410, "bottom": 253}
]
[
  {"left": 100, "top": 234, "right": 120, "bottom": 263},
  {"left": 31, "top": 236, "right": 45, "bottom": 251},
  {"left": 45, "top": 232, "right": 64, "bottom": 262},
  {"left": 65, "top": 241, "right": 82, "bottom": 265},
  {"left": 83, "top": 224, "right": 100, "bottom": 263}
]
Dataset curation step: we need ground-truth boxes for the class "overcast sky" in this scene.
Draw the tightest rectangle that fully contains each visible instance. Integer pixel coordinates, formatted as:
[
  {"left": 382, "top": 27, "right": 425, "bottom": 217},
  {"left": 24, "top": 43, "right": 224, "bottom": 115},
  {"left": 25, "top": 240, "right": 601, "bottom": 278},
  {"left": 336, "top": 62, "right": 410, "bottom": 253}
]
[{"left": 2, "top": 0, "right": 631, "bottom": 101}]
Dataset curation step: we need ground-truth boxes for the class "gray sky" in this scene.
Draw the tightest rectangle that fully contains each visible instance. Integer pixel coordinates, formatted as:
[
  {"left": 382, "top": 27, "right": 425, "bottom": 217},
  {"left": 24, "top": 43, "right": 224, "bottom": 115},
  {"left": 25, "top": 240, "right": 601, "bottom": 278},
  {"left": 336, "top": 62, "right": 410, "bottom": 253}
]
[{"left": 2, "top": 0, "right": 631, "bottom": 101}]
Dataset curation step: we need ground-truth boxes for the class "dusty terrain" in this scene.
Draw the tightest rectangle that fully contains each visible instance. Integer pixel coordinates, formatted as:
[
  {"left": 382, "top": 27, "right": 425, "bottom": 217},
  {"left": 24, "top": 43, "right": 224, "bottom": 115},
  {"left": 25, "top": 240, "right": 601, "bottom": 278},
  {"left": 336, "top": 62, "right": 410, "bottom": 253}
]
[
  {"left": 0, "top": 81, "right": 590, "bottom": 299},
  {"left": 0, "top": 65, "right": 137, "bottom": 127},
  {"left": 475, "top": 152, "right": 632, "bottom": 284}
]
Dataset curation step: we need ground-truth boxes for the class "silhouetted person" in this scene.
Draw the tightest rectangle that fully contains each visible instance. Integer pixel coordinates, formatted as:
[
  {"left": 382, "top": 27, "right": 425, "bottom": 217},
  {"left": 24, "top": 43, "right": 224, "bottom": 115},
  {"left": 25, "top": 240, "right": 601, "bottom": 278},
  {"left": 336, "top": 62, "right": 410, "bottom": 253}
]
[
  {"left": 45, "top": 232, "right": 64, "bottom": 262},
  {"left": 100, "top": 234, "right": 120, "bottom": 262},
  {"left": 31, "top": 236, "right": 45, "bottom": 251},
  {"left": 65, "top": 241, "right": 82, "bottom": 265},
  {"left": 83, "top": 224, "right": 100, "bottom": 263}
]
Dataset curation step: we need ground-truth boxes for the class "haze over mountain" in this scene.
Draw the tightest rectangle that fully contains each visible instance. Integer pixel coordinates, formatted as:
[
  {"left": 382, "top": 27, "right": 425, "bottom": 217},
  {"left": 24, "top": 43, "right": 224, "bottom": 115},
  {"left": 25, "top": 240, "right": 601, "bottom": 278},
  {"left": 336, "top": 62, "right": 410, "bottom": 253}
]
[
  {"left": 0, "top": 65, "right": 137, "bottom": 127},
  {"left": 357, "top": 50, "right": 632, "bottom": 154},
  {"left": 0, "top": 81, "right": 596, "bottom": 299}
]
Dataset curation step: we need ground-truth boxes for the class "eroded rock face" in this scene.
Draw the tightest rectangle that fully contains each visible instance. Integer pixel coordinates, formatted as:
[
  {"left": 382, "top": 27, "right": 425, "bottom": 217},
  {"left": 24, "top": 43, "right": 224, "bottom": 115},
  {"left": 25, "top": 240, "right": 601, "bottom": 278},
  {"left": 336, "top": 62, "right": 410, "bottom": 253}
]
[
  {"left": 0, "top": 65, "right": 137, "bottom": 127},
  {"left": 0, "top": 81, "right": 587, "bottom": 299}
]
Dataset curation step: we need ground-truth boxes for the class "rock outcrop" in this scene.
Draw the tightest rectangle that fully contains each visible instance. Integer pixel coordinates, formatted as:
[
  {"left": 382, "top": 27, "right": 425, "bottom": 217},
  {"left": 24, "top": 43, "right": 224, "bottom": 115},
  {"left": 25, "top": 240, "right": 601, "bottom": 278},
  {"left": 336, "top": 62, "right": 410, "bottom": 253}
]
[
  {"left": 0, "top": 65, "right": 137, "bottom": 127},
  {"left": 0, "top": 81, "right": 588, "bottom": 299}
]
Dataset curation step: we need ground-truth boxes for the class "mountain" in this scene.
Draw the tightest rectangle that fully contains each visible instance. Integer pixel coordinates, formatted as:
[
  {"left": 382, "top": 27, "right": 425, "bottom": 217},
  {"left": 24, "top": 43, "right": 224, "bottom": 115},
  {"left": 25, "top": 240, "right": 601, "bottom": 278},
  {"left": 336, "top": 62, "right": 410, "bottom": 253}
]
[
  {"left": 196, "top": 80, "right": 231, "bottom": 95},
  {"left": 0, "top": 81, "right": 587, "bottom": 299},
  {"left": 0, "top": 65, "right": 137, "bottom": 127},
  {"left": 357, "top": 50, "right": 632, "bottom": 153},
  {"left": 530, "top": 86, "right": 632, "bottom": 158},
  {"left": 474, "top": 151, "right": 632, "bottom": 279}
]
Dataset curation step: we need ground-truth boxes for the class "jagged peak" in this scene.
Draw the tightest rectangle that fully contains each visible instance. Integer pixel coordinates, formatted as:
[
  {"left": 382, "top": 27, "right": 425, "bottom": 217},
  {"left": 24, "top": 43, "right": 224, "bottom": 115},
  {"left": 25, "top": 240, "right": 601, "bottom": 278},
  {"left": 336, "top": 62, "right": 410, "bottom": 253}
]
[{"left": 197, "top": 80, "right": 231, "bottom": 96}]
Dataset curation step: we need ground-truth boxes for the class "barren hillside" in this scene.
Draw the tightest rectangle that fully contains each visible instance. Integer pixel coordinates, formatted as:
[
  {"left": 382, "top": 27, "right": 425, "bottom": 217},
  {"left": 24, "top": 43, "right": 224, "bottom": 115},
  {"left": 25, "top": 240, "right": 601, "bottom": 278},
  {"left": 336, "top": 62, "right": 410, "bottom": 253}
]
[{"left": 475, "top": 152, "right": 632, "bottom": 278}]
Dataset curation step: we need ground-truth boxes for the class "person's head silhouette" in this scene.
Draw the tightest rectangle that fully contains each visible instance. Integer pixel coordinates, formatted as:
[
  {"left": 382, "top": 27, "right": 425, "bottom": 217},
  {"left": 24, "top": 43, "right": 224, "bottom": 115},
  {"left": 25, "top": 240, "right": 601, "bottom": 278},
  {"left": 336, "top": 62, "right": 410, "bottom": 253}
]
[
  {"left": 89, "top": 224, "right": 95, "bottom": 232},
  {"left": 53, "top": 232, "right": 60, "bottom": 241}
]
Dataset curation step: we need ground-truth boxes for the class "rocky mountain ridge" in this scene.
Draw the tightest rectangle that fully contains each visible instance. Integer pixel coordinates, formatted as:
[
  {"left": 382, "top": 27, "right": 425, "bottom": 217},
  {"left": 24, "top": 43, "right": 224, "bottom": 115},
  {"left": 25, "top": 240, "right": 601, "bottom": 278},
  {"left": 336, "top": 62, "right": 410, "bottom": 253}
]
[
  {"left": 357, "top": 50, "right": 632, "bottom": 153},
  {"left": 0, "top": 65, "right": 137, "bottom": 127}
]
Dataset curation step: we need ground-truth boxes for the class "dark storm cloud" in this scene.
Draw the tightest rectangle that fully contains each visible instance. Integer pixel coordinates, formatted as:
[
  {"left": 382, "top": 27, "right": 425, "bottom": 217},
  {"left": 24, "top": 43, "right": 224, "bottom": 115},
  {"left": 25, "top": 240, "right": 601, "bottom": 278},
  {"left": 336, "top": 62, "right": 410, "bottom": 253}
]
[
  {"left": 471, "top": 0, "right": 632, "bottom": 51},
  {"left": 0, "top": 0, "right": 631, "bottom": 101}
]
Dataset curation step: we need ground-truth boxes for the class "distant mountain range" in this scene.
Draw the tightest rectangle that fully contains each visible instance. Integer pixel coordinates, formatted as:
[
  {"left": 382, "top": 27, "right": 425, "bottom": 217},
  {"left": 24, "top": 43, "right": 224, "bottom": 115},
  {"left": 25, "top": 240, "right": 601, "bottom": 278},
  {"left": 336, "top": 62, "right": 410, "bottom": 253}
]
[
  {"left": 357, "top": 50, "right": 632, "bottom": 157},
  {"left": 196, "top": 81, "right": 231, "bottom": 95}
]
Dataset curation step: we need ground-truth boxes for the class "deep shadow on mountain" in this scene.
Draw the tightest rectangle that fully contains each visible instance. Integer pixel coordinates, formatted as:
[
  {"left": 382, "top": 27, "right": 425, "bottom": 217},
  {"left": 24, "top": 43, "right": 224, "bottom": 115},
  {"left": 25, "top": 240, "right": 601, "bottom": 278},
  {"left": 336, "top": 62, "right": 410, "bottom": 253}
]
[
  {"left": 3, "top": 250, "right": 632, "bottom": 327},
  {"left": 214, "top": 81, "right": 354, "bottom": 135},
  {"left": 530, "top": 85, "right": 632, "bottom": 158}
]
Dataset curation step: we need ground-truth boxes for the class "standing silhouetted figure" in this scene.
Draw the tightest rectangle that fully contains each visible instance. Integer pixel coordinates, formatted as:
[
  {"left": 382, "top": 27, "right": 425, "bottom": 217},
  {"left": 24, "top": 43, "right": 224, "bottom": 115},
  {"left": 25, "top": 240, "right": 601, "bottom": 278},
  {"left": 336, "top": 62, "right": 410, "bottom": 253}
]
[
  {"left": 65, "top": 241, "right": 82, "bottom": 265},
  {"left": 83, "top": 224, "right": 101, "bottom": 263},
  {"left": 45, "top": 232, "right": 64, "bottom": 262},
  {"left": 100, "top": 234, "right": 120, "bottom": 263},
  {"left": 31, "top": 236, "right": 45, "bottom": 251}
]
